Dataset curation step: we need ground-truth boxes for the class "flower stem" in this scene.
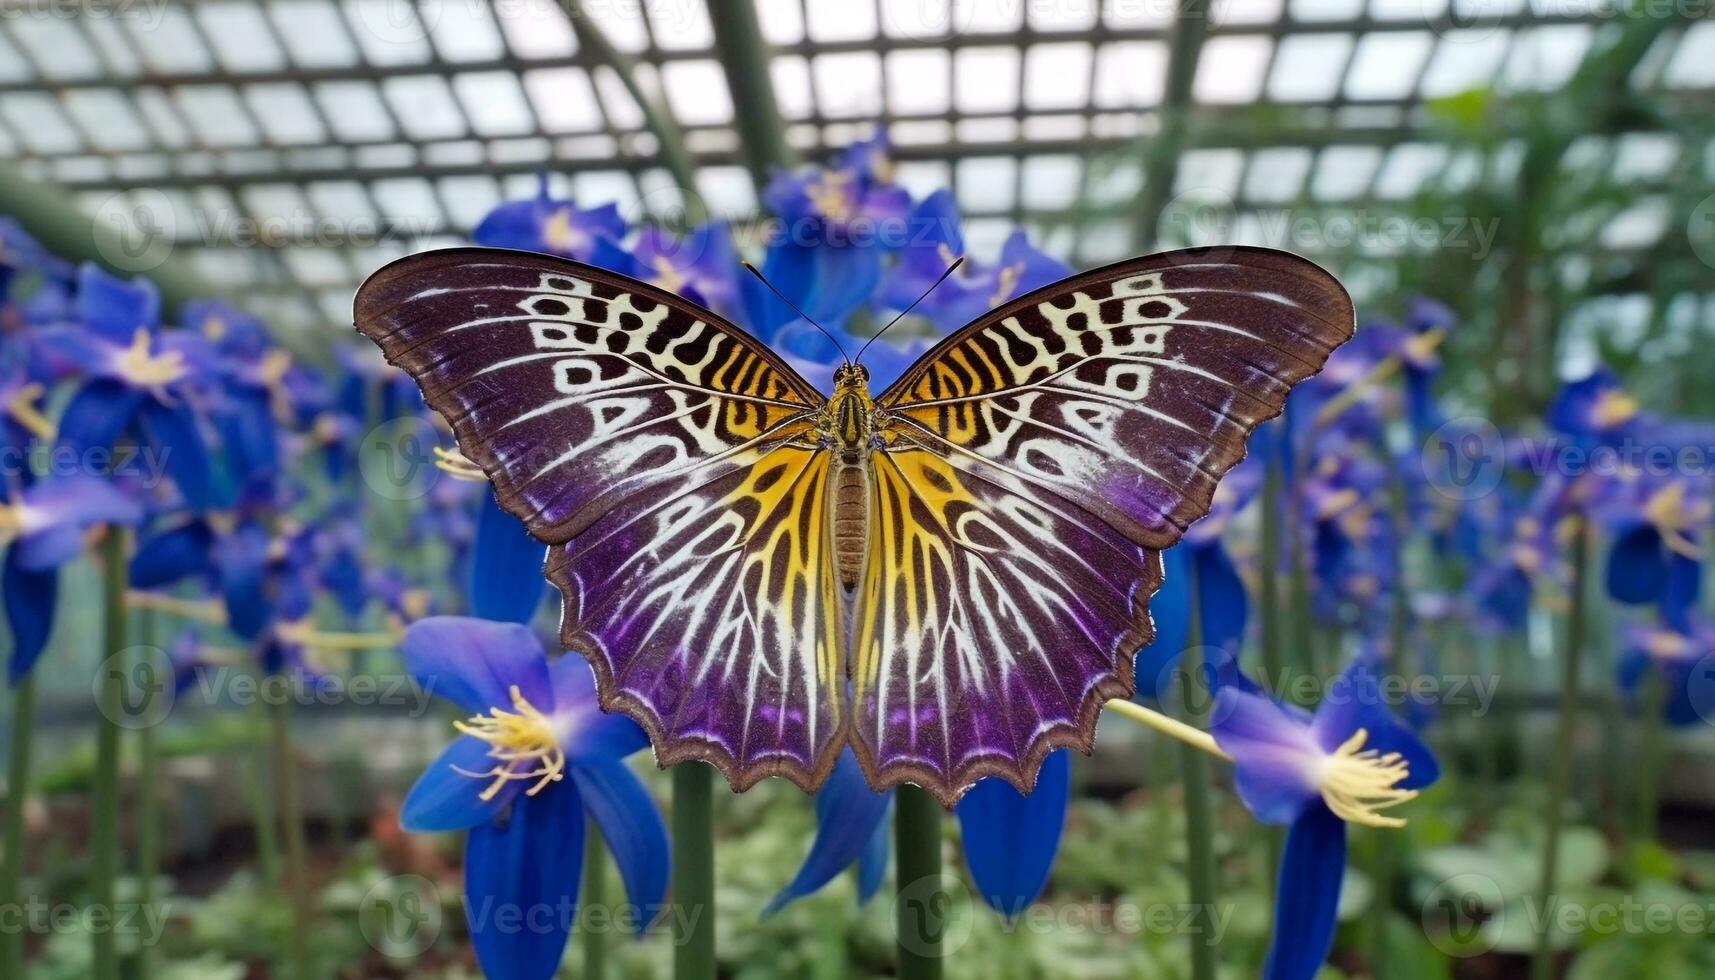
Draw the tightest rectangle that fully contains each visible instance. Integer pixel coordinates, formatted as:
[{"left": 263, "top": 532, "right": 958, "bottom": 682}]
[
  {"left": 1634, "top": 669, "right": 1666, "bottom": 843},
  {"left": 672, "top": 761, "right": 715, "bottom": 980},
  {"left": 1257, "top": 453, "right": 1287, "bottom": 880},
  {"left": 2, "top": 673, "right": 36, "bottom": 978},
  {"left": 1531, "top": 515, "right": 1590, "bottom": 980},
  {"left": 270, "top": 696, "right": 311, "bottom": 980},
  {"left": 135, "top": 613, "right": 159, "bottom": 980},
  {"left": 894, "top": 783, "right": 944, "bottom": 980},
  {"left": 1177, "top": 574, "right": 1219, "bottom": 980},
  {"left": 582, "top": 818, "right": 608, "bottom": 980},
  {"left": 92, "top": 528, "right": 128, "bottom": 980},
  {"left": 243, "top": 744, "right": 281, "bottom": 886}
]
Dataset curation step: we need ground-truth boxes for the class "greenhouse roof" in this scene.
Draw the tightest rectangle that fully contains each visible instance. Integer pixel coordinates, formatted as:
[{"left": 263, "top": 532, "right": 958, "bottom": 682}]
[{"left": 0, "top": 0, "right": 1710, "bottom": 333}]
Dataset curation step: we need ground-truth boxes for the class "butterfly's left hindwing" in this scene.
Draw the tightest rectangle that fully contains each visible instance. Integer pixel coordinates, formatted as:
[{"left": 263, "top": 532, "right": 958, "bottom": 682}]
[
  {"left": 862, "top": 248, "right": 1355, "bottom": 802},
  {"left": 354, "top": 248, "right": 846, "bottom": 792}
]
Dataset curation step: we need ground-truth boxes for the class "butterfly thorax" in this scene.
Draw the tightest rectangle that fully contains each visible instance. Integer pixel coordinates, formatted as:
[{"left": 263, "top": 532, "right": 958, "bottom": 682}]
[{"left": 824, "top": 364, "right": 880, "bottom": 590}]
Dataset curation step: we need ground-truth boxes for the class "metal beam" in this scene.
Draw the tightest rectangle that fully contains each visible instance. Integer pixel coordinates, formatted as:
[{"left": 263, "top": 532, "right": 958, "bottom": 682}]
[
  {"left": 706, "top": 0, "right": 795, "bottom": 190},
  {"left": 1132, "top": 0, "right": 1211, "bottom": 248},
  {"left": 0, "top": 160, "right": 220, "bottom": 314}
]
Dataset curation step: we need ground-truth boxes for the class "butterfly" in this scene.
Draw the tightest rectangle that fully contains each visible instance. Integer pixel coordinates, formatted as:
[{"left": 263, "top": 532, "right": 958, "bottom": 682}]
[{"left": 354, "top": 245, "right": 1353, "bottom": 806}]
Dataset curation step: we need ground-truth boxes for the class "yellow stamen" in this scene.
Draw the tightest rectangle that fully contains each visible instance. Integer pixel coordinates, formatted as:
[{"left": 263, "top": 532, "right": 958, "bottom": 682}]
[
  {"left": 650, "top": 255, "right": 686, "bottom": 296},
  {"left": 805, "top": 171, "right": 855, "bottom": 223},
  {"left": 202, "top": 315, "right": 226, "bottom": 341},
  {"left": 1106, "top": 701, "right": 1420, "bottom": 830},
  {"left": 542, "top": 207, "right": 584, "bottom": 254},
  {"left": 1592, "top": 389, "right": 1638, "bottom": 429},
  {"left": 118, "top": 328, "right": 188, "bottom": 391},
  {"left": 988, "top": 262, "right": 1023, "bottom": 308},
  {"left": 434, "top": 445, "right": 487, "bottom": 482},
  {"left": 1644, "top": 482, "right": 1709, "bottom": 559},
  {"left": 1316, "top": 728, "right": 1418, "bottom": 829},
  {"left": 452, "top": 685, "right": 566, "bottom": 802},
  {"left": 6, "top": 382, "right": 56, "bottom": 440}
]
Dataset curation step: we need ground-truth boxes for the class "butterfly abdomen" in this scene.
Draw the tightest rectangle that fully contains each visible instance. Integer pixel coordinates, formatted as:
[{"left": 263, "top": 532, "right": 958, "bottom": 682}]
[{"left": 833, "top": 460, "right": 867, "bottom": 590}]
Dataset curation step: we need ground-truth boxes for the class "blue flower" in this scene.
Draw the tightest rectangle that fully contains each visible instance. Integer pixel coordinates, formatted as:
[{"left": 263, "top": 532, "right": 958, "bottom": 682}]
[
  {"left": 1602, "top": 474, "right": 1706, "bottom": 627},
  {"left": 468, "top": 485, "right": 547, "bottom": 625},
  {"left": 1207, "top": 651, "right": 1438, "bottom": 980},
  {"left": 877, "top": 191, "right": 1071, "bottom": 333},
  {"left": 473, "top": 175, "right": 626, "bottom": 261},
  {"left": 1547, "top": 367, "right": 1642, "bottom": 444},
  {"left": 1616, "top": 617, "right": 1715, "bottom": 727},
  {"left": 4, "top": 475, "right": 144, "bottom": 681},
  {"left": 765, "top": 747, "right": 1071, "bottom": 919},
  {"left": 400, "top": 617, "right": 668, "bottom": 980},
  {"left": 39, "top": 265, "right": 218, "bottom": 509},
  {"left": 590, "top": 222, "right": 741, "bottom": 315}
]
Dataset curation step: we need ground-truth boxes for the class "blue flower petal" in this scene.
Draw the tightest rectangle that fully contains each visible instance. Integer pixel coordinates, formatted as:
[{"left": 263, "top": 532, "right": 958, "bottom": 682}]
[
  {"left": 469, "top": 488, "right": 548, "bottom": 625},
  {"left": 1193, "top": 543, "right": 1248, "bottom": 652},
  {"left": 400, "top": 734, "right": 512, "bottom": 832},
  {"left": 1209, "top": 687, "right": 1321, "bottom": 825},
  {"left": 401, "top": 616, "right": 552, "bottom": 716},
  {"left": 571, "top": 757, "right": 670, "bottom": 931},
  {"left": 214, "top": 523, "right": 272, "bottom": 640},
  {"left": 1605, "top": 523, "right": 1666, "bottom": 605},
  {"left": 1262, "top": 803, "right": 1347, "bottom": 980},
  {"left": 856, "top": 807, "right": 891, "bottom": 904},
  {"left": 551, "top": 655, "right": 648, "bottom": 761},
  {"left": 56, "top": 380, "right": 143, "bottom": 454},
  {"left": 1311, "top": 656, "right": 1440, "bottom": 791},
  {"left": 4, "top": 550, "right": 58, "bottom": 683},
  {"left": 765, "top": 749, "right": 893, "bottom": 916},
  {"left": 136, "top": 398, "right": 220, "bottom": 510},
  {"left": 465, "top": 785, "right": 584, "bottom": 980},
  {"left": 1661, "top": 553, "right": 1702, "bottom": 632},
  {"left": 14, "top": 477, "right": 144, "bottom": 570},
  {"left": 1134, "top": 546, "right": 1190, "bottom": 704},
  {"left": 954, "top": 749, "right": 1070, "bottom": 918},
  {"left": 77, "top": 264, "right": 160, "bottom": 344}
]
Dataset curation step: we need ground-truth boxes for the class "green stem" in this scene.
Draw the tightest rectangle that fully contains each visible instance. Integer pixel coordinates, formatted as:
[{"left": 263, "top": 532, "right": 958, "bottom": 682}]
[
  {"left": 582, "top": 818, "right": 608, "bottom": 980},
  {"left": 1179, "top": 568, "right": 1218, "bottom": 980},
  {"left": 92, "top": 528, "right": 128, "bottom": 980},
  {"left": 894, "top": 784, "right": 944, "bottom": 980},
  {"left": 271, "top": 697, "right": 311, "bottom": 980},
  {"left": 1635, "top": 670, "right": 1666, "bottom": 843},
  {"left": 1256, "top": 450, "right": 1285, "bottom": 880},
  {"left": 1531, "top": 516, "right": 1590, "bottom": 980},
  {"left": 672, "top": 761, "right": 715, "bottom": 980},
  {"left": 136, "top": 613, "right": 159, "bottom": 980},
  {"left": 244, "top": 741, "right": 281, "bottom": 887},
  {"left": 2, "top": 674, "right": 37, "bottom": 977}
]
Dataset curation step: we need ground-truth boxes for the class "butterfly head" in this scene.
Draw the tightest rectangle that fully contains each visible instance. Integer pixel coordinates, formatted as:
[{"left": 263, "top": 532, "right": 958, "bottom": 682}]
[{"left": 831, "top": 362, "right": 870, "bottom": 391}]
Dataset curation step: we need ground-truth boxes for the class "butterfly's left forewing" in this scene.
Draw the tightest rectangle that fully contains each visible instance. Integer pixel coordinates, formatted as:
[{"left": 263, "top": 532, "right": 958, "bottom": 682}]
[
  {"left": 355, "top": 248, "right": 847, "bottom": 792},
  {"left": 856, "top": 248, "right": 1355, "bottom": 803}
]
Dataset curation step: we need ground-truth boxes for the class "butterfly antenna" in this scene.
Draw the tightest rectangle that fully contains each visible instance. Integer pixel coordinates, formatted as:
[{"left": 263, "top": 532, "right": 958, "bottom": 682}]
[
  {"left": 856, "top": 256, "right": 964, "bottom": 365},
  {"left": 741, "top": 261, "right": 851, "bottom": 364}
]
